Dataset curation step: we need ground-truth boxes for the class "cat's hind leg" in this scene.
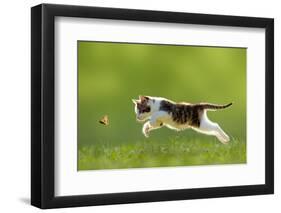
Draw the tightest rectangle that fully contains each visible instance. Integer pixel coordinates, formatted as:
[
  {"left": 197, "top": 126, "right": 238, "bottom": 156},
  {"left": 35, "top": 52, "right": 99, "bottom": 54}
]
[{"left": 194, "top": 111, "right": 230, "bottom": 144}]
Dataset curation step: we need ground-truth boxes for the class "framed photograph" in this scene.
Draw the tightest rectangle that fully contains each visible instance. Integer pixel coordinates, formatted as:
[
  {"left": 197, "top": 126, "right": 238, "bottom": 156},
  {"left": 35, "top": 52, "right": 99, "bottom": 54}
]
[{"left": 31, "top": 4, "right": 274, "bottom": 209}]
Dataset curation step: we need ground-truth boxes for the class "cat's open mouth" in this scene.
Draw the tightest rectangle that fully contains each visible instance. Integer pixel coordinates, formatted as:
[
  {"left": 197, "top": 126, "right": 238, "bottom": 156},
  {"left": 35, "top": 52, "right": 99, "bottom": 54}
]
[{"left": 136, "top": 117, "right": 146, "bottom": 123}]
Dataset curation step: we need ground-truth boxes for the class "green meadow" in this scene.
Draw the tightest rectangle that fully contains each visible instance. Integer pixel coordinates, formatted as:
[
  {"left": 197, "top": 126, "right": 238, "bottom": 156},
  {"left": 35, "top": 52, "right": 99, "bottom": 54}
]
[{"left": 78, "top": 41, "right": 247, "bottom": 170}]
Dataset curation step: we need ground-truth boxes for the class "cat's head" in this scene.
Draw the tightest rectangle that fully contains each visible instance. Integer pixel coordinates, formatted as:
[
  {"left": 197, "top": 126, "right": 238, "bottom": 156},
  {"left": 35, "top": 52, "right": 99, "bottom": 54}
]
[{"left": 132, "top": 95, "right": 153, "bottom": 122}]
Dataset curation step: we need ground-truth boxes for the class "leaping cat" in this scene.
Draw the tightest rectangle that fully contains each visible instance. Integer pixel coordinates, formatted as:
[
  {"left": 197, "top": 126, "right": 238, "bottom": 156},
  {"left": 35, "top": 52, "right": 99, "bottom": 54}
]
[{"left": 132, "top": 95, "right": 232, "bottom": 144}]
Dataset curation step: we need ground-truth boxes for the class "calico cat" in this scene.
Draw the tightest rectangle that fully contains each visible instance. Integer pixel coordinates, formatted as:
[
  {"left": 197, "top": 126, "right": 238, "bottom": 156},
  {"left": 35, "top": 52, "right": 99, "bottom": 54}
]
[{"left": 132, "top": 95, "right": 232, "bottom": 144}]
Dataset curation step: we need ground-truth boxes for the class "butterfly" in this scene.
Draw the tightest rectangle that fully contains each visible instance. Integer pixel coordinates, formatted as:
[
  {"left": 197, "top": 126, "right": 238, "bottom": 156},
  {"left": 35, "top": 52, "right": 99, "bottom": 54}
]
[{"left": 99, "top": 115, "right": 109, "bottom": 126}]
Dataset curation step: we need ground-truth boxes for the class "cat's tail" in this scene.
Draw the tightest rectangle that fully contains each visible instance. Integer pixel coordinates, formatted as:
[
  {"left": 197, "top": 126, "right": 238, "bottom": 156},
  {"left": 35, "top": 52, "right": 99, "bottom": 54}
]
[{"left": 200, "top": 102, "right": 233, "bottom": 111}]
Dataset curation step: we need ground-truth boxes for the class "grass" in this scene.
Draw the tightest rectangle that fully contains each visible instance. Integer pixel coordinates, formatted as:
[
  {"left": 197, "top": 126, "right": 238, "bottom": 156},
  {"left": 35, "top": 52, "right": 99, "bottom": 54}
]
[{"left": 78, "top": 136, "right": 246, "bottom": 170}]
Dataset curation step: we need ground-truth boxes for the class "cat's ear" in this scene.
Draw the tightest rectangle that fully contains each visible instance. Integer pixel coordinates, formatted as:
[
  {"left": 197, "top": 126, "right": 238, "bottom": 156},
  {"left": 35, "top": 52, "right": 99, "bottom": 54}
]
[
  {"left": 139, "top": 95, "right": 149, "bottom": 102},
  {"left": 132, "top": 99, "right": 138, "bottom": 104}
]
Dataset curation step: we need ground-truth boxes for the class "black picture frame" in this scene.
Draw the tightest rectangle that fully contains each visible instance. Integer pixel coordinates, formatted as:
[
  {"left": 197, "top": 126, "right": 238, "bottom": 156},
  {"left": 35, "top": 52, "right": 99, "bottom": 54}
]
[{"left": 31, "top": 3, "right": 274, "bottom": 209}]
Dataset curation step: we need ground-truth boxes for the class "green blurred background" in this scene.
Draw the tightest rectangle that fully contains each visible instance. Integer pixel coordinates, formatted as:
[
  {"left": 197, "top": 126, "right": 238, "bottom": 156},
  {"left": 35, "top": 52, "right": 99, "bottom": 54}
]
[{"left": 78, "top": 41, "right": 246, "bottom": 170}]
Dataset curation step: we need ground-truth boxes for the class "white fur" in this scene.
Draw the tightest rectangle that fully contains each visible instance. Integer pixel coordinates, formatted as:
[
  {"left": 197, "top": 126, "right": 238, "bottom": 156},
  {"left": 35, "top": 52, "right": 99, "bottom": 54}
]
[
  {"left": 192, "top": 111, "right": 230, "bottom": 144},
  {"left": 134, "top": 96, "right": 230, "bottom": 144}
]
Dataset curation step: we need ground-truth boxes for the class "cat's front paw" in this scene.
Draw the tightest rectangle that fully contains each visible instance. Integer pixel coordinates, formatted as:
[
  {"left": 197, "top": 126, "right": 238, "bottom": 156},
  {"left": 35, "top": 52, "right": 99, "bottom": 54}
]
[
  {"left": 142, "top": 122, "right": 150, "bottom": 138},
  {"left": 143, "top": 131, "right": 149, "bottom": 138},
  {"left": 143, "top": 127, "right": 150, "bottom": 138}
]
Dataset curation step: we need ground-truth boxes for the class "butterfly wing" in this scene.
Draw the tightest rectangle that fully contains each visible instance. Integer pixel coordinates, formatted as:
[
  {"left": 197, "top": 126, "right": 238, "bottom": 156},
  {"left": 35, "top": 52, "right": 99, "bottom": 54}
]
[{"left": 99, "top": 115, "right": 109, "bottom": 125}]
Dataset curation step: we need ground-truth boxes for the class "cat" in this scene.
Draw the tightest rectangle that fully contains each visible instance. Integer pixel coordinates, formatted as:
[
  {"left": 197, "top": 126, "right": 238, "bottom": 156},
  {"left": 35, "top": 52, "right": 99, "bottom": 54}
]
[{"left": 132, "top": 95, "right": 232, "bottom": 144}]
